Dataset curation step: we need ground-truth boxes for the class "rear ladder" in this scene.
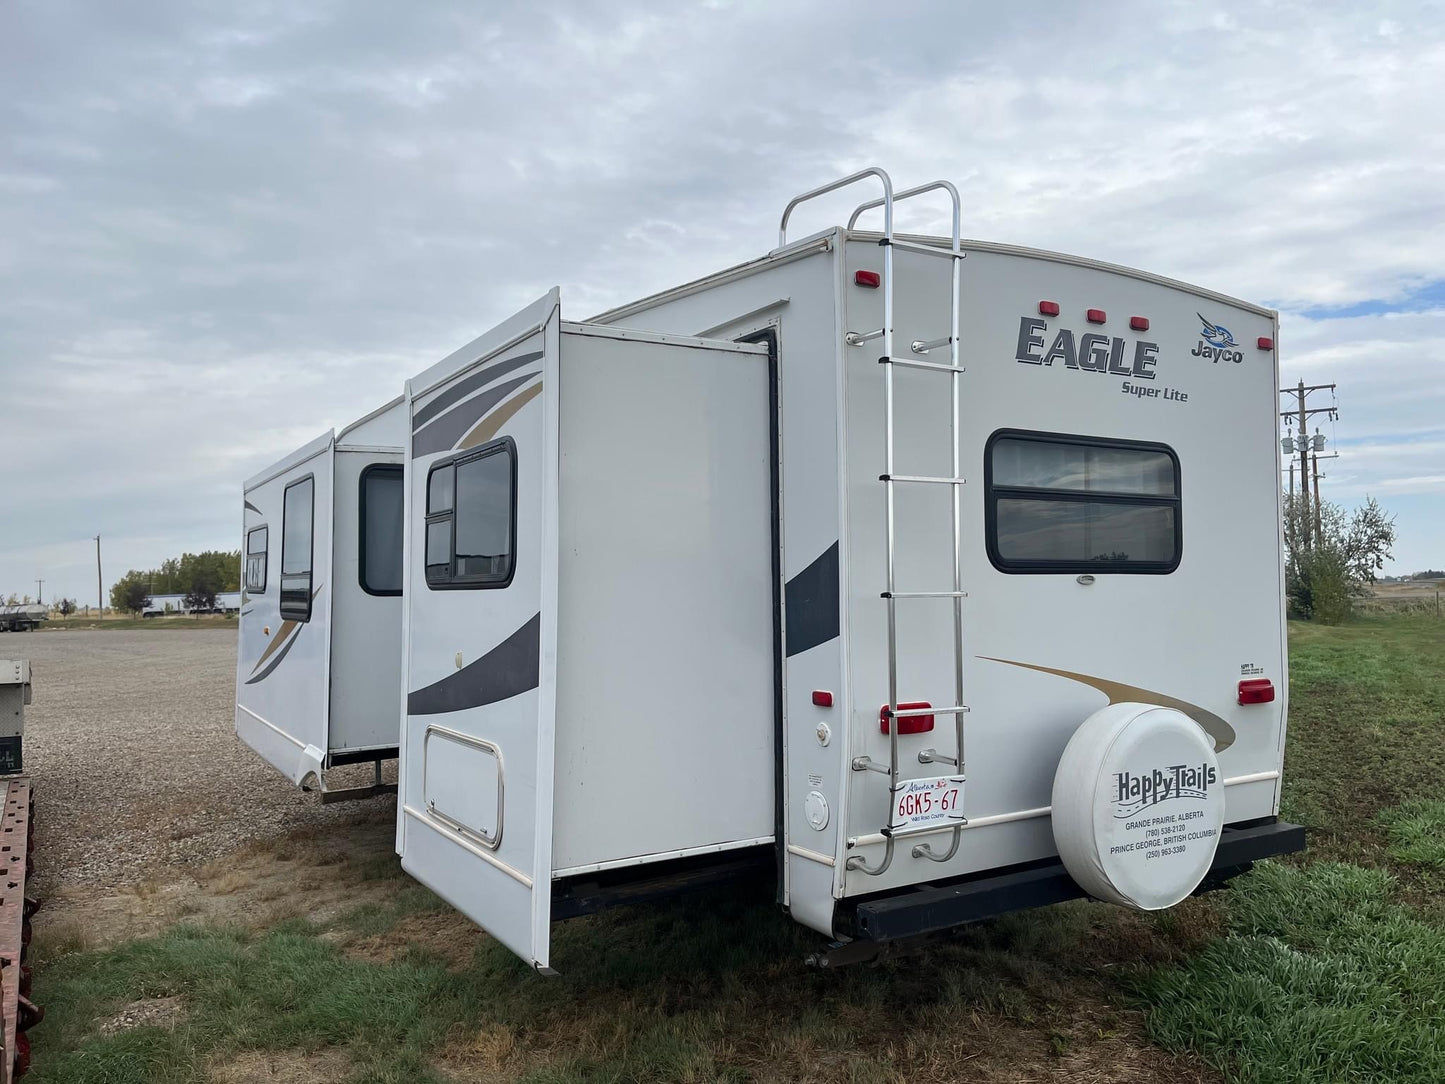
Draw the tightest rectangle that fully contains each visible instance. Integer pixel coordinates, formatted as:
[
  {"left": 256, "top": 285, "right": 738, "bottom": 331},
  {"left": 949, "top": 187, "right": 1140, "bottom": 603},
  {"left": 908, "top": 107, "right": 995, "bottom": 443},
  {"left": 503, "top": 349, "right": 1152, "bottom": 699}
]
[{"left": 779, "top": 169, "right": 969, "bottom": 877}]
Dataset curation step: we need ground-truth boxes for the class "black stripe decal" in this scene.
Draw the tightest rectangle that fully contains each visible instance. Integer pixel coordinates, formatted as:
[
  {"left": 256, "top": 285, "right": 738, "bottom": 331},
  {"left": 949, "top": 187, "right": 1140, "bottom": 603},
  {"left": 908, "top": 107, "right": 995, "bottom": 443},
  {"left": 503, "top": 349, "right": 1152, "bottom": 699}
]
[
  {"left": 244, "top": 500, "right": 262, "bottom": 515},
  {"left": 407, "top": 613, "right": 541, "bottom": 715},
  {"left": 413, "top": 349, "right": 544, "bottom": 432},
  {"left": 412, "top": 373, "right": 537, "bottom": 458},
  {"left": 784, "top": 542, "right": 839, "bottom": 657}
]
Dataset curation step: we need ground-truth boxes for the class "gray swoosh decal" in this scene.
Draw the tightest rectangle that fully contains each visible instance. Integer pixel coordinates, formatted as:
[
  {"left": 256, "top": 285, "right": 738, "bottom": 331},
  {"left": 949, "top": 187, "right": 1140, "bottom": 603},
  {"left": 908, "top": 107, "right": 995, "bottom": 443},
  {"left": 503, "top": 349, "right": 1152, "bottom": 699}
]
[
  {"left": 412, "top": 373, "right": 537, "bottom": 458},
  {"left": 408, "top": 613, "right": 541, "bottom": 715},
  {"left": 413, "top": 350, "right": 543, "bottom": 431}
]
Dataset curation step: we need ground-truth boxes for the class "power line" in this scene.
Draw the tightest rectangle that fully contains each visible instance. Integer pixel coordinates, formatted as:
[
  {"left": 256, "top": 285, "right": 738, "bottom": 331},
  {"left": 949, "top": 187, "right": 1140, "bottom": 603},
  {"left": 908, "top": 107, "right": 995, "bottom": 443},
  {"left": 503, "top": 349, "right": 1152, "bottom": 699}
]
[{"left": 1280, "top": 381, "right": 1338, "bottom": 548}]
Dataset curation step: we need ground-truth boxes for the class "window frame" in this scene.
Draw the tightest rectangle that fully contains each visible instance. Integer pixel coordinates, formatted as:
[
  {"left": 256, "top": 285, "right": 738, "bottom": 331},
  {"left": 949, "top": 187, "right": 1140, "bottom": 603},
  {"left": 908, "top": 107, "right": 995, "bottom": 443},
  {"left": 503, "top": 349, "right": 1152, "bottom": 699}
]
[
  {"left": 358, "top": 464, "right": 404, "bottom": 597},
  {"left": 244, "top": 525, "right": 269, "bottom": 593},
  {"left": 423, "top": 436, "right": 518, "bottom": 591},
  {"left": 983, "top": 429, "right": 1182, "bottom": 575},
  {"left": 280, "top": 474, "right": 316, "bottom": 621}
]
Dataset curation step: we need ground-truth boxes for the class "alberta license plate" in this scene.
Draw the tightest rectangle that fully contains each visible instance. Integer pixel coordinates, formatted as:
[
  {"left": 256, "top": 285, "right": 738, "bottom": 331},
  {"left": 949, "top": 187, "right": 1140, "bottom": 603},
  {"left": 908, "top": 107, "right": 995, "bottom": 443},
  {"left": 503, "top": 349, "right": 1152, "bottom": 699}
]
[{"left": 891, "top": 775, "right": 966, "bottom": 831}]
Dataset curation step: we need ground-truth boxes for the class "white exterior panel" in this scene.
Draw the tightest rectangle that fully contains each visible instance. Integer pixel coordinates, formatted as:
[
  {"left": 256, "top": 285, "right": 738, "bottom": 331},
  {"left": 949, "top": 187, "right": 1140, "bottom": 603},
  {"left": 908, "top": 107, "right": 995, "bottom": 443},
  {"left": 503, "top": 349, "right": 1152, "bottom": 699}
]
[{"left": 551, "top": 327, "right": 773, "bottom": 874}]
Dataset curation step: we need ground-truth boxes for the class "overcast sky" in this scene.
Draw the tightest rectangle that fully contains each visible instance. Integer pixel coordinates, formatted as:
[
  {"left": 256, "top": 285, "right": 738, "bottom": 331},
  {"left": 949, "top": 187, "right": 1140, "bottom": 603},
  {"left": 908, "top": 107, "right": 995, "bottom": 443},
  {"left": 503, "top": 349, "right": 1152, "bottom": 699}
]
[{"left": 3, "top": 0, "right": 1442, "bottom": 604}]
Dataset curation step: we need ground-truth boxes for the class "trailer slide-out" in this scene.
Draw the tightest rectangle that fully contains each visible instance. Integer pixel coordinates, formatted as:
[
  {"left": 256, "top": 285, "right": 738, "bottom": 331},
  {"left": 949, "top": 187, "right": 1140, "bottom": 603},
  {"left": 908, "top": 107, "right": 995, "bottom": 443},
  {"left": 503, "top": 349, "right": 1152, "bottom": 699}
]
[
  {"left": 247, "top": 167, "right": 1304, "bottom": 971},
  {"left": 235, "top": 398, "right": 406, "bottom": 801}
]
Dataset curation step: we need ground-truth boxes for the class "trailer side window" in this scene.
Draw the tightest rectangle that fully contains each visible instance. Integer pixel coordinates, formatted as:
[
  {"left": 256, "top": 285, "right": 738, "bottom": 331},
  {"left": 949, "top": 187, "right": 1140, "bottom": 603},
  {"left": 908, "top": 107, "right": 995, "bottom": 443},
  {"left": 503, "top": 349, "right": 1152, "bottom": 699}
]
[
  {"left": 424, "top": 438, "right": 515, "bottom": 589},
  {"left": 280, "top": 475, "right": 315, "bottom": 620},
  {"left": 359, "top": 465, "right": 404, "bottom": 596},
  {"left": 245, "top": 526, "right": 268, "bottom": 592},
  {"left": 985, "top": 431, "right": 1180, "bottom": 573}
]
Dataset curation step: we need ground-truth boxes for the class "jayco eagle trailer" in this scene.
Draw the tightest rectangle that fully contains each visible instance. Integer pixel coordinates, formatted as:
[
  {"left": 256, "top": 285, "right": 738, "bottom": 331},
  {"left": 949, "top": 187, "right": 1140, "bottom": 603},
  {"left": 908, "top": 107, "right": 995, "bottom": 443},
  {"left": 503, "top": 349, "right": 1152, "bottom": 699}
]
[
  {"left": 395, "top": 168, "right": 1303, "bottom": 971},
  {"left": 236, "top": 398, "right": 406, "bottom": 799}
]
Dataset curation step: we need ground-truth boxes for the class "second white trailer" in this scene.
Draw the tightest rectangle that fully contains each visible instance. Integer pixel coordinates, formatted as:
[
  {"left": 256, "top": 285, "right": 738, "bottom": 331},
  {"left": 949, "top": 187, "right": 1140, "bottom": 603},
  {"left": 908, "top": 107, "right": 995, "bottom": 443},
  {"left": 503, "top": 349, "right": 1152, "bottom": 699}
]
[{"left": 236, "top": 398, "right": 406, "bottom": 798}]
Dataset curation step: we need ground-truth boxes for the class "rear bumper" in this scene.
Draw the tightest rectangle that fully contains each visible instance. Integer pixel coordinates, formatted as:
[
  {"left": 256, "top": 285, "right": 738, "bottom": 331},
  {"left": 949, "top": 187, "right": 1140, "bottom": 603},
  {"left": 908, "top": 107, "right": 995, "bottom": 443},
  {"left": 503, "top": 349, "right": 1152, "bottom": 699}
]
[{"left": 836, "top": 817, "right": 1305, "bottom": 943}]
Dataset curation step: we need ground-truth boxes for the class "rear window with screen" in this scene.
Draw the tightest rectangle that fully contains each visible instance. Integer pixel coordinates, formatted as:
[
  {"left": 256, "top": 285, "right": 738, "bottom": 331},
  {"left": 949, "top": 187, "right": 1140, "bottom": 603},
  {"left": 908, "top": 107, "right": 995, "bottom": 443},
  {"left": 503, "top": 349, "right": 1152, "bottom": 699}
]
[{"left": 986, "top": 432, "right": 1180, "bottom": 573}]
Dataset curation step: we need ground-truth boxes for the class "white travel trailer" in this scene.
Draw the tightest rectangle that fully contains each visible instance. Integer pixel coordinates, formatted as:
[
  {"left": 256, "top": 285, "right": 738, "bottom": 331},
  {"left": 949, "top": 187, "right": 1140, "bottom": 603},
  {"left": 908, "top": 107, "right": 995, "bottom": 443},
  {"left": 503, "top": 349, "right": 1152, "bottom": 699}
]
[
  {"left": 236, "top": 398, "right": 406, "bottom": 799},
  {"left": 393, "top": 168, "right": 1302, "bottom": 971}
]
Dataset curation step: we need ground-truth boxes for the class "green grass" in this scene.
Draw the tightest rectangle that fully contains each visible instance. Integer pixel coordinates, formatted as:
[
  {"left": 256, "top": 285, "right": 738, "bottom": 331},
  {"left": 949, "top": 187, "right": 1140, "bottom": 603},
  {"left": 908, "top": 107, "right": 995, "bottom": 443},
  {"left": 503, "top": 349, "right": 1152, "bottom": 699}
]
[
  {"left": 26, "top": 612, "right": 1445, "bottom": 1082},
  {"left": 1136, "top": 615, "right": 1445, "bottom": 1082},
  {"left": 41, "top": 614, "right": 237, "bottom": 631},
  {"left": 1377, "top": 800, "right": 1445, "bottom": 870}
]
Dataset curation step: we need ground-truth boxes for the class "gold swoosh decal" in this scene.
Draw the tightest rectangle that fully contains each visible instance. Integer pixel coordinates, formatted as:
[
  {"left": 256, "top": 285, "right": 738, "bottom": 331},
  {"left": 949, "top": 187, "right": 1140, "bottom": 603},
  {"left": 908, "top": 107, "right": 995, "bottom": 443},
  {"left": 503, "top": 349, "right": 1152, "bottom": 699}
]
[
  {"left": 459, "top": 381, "right": 542, "bottom": 449},
  {"left": 979, "top": 657, "right": 1237, "bottom": 752},
  {"left": 247, "top": 584, "right": 324, "bottom": 676},
  {"left": 251, "top": 619, "right": 299, "bottom": 674}
]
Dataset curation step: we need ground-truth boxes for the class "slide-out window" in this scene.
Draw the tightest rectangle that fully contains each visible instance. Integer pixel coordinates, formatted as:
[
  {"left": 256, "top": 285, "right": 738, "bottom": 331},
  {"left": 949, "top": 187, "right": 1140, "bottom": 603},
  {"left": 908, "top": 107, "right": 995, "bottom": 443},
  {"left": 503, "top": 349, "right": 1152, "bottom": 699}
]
[
  {"left": 424, "top": 438, "right": 516, "bottom": 589},
  {"left": 280, "top": 475, "right": 315, "bottom": 620},
  {"left": 244, "top": 525, "right": 268, "bottom": 592},
  {"left": 985, "top": 431, "right": 1181, "bottom": 574},
  {"left": 359, "top": 465, "right": 404, "bottom": 596}
]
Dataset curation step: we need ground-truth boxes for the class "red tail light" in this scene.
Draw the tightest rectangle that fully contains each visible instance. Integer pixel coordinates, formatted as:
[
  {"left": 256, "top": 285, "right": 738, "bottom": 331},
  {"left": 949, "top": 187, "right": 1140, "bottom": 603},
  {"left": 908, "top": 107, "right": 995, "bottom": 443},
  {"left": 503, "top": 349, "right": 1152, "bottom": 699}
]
[
  {"left": 1238, "top": 679, "right": 1275, "bottom": 704},
  {"left": 855, "top": 270, "right": 881, "bottom": 288},
  {"left": 1086, "top": 308, "right": 1107, "bottom": 324},
  {"left": 1038, "top": 300, "right": 1061, "bottom": 316},
  {"left": 1130, "top": 316, "right": 1150, "bottom": 331},
  {"left": 880, "top": 702, "right": 934, "bottom": 734},
  {"left": 812, "top": 690, "right": 834, "bottom": 707},
  {"left": 1257, "top": 336, "right": 1274, "bottom": 350}
]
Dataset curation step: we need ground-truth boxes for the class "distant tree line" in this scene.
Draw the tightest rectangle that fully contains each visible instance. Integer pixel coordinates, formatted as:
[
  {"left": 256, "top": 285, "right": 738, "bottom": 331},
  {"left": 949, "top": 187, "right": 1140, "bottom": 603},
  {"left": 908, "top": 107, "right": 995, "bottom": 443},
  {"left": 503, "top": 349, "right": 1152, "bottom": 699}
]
[{"left": 109, "top": 550, "right": 241, "bottom": 615}]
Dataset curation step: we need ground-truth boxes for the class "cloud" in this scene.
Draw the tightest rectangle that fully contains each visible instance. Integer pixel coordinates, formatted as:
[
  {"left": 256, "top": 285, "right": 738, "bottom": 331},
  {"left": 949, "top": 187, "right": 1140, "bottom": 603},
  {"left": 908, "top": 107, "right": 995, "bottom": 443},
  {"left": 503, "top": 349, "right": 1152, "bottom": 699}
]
[{"left": 2, "top": 0, "right": 1443, "bottom": 601}]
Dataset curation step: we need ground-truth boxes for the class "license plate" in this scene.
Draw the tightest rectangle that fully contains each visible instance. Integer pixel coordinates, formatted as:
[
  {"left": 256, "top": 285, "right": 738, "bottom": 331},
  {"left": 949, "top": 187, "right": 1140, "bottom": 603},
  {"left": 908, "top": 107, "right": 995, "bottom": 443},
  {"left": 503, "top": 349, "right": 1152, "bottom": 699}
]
[{"left": 890, "top": 775, "right": 966, "bottom": 831}]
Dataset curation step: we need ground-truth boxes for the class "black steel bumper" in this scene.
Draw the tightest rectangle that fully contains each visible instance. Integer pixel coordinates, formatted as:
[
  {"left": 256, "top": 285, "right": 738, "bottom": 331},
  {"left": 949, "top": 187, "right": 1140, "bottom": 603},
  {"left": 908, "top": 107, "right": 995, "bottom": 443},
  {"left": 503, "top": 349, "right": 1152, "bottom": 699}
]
[{"left": 837, "top": 817, "right": 1305, "bottom": 943}]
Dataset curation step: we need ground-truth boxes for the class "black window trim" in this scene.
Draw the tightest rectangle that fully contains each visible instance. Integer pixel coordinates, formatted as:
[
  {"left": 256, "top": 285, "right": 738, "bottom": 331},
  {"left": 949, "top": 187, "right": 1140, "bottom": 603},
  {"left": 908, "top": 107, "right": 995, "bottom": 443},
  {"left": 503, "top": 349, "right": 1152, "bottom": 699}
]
[
  {"left": 423, "top": 436, "right": 518, "bottom": 591},
  {"left": 245, "top": 524, "right": 269, "bottom": 593},
  {"left": 358, "top": 463, "right": 404, "bottom": 597},
  {"left": 280, "top": 473, "right": 316, "bottom": 621},
  {"left": 984, "top": 428, "right": 1182, "bottom": 575}
]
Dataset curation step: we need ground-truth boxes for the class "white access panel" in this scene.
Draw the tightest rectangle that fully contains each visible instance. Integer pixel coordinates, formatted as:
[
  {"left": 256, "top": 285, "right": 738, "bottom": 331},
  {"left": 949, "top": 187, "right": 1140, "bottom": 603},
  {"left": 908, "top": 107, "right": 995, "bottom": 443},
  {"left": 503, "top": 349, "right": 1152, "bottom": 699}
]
[{"left": 551, "top": 325, "right": 775, "bottom": 874}]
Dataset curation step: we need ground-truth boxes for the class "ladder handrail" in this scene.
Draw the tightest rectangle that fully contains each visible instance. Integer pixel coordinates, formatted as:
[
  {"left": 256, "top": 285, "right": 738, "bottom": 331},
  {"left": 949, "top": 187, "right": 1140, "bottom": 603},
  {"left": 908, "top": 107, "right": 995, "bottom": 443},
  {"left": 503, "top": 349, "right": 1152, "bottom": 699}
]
[
  {"left": 778, "top": 167, "right": 894, "bottom": 249},
  {"left": 845, "top": 175, "right": 968, "bottom": 875},
  {"left": 845, "top": 179, "right": 961, "bottom": 248}
]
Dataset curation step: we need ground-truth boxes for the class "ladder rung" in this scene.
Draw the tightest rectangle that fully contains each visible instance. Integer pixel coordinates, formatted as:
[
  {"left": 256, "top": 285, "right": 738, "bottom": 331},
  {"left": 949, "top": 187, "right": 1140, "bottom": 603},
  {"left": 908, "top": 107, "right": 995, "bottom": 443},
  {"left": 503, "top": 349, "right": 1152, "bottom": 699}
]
[
  {"left": 880, "top": 474, "right": 966, "bottom": 485},
  {"left": 881, "top": 591, "right": 968, "bottom": 599},
  {"left": 845, "top": 329, "right": 885, "bottom": 346},
  {"left": 880, "top": 818, "right": 968, "bottom": 840},
  {"left": 880, "top": 355, "right": 966, "bottom": 374},
  {"left": 883, "top": 237, "right": 966, "bottom": 261},
  {"left": 885, "top": 705, "right": 969, "bottom": 718}
]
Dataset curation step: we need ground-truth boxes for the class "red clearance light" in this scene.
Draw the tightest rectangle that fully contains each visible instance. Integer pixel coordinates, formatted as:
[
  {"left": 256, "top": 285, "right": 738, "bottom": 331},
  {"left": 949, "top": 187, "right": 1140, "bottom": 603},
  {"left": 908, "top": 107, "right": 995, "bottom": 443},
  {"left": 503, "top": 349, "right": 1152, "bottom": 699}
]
[
  {"left": 1038, "top": 300, "right": 1061, "bottom": 316},
  {"left": 1130, "top": 316, "right": 1150, "bottom": 331},
  {"left": 1238, "top": 678, "right": 1276, "bottom": 705},
  {"left": 855, "top": 270, "right": 881, "bottom": 289},
  {"left": 880, "top": 701, "right": 934, "bottom": 735},
  {"left": 812, "top": 690, "right": 834, "bottom": 708},
  {"left": 1257, "top": 336, "right": 1274, "bottom": 350},
  {"left": 1086, "top": 308, "right": 1107, "bottom": 324}
]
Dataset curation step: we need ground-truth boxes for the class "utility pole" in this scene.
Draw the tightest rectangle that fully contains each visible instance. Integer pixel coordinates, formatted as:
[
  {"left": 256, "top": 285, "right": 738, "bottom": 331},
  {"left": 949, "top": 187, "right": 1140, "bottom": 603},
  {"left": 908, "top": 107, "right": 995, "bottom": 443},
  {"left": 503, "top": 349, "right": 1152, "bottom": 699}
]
[
  {"left": 96, "top": 534, "right": 103, "bottom": 615},
  {"left": 36, "top": 579, "right": 43, "bottom": 605},
  {"left": 1280, "top": 381, "right": 1337, "bottom": 551}
]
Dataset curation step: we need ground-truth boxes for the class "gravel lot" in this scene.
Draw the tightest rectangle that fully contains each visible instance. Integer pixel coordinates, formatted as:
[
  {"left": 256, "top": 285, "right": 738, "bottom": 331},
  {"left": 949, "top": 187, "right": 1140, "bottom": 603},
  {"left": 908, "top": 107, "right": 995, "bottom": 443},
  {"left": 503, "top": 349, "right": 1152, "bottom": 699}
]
[{"left": 16, "top": 628, "right": 394, "bottom": 892}]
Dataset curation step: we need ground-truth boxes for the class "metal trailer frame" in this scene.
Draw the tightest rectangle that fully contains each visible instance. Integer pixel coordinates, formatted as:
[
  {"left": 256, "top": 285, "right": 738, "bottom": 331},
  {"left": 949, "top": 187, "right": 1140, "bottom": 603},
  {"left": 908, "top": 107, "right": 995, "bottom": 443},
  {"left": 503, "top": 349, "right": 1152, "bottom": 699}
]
[{"left": 1, "top": 661, "right": 39, "bottom": 1080}]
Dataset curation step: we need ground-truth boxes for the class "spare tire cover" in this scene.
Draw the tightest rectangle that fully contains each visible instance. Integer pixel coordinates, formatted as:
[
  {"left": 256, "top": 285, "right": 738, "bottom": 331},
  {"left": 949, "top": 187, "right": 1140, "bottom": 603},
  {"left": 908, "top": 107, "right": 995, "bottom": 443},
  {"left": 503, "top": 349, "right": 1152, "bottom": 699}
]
[{"left": 1051, "top": 702, "right": 1224, "bottom": 910}]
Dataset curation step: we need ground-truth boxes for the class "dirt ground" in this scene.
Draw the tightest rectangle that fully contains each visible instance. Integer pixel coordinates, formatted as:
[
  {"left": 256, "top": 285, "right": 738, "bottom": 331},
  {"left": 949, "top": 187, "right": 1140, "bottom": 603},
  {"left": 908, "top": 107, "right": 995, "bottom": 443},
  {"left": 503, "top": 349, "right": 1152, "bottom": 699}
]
[
  {"left": 16, "top": 627, "right": 1217, "bottom": 1083},
  {"left": 19, "top": 629, "right": 397, "bottom": 938}
]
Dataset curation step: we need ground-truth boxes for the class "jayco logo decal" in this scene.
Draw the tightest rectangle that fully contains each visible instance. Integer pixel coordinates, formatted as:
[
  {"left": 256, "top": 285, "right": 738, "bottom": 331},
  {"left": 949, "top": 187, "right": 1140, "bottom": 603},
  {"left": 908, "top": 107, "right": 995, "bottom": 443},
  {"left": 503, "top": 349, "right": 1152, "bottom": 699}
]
[
  {"left": 1192, "top": 313, "right": 1243, "bottom": 363},
  {"left": 1114, "top": 763, "right": 1217, "bottom": 818}
]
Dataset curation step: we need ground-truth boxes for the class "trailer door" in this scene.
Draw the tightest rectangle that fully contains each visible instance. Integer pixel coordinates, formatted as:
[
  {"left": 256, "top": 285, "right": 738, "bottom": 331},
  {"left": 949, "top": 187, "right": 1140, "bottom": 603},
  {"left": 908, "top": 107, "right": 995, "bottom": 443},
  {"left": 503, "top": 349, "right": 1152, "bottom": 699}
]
[{"left": 398, "top": 291, "right": 560, "bottom": 971}]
